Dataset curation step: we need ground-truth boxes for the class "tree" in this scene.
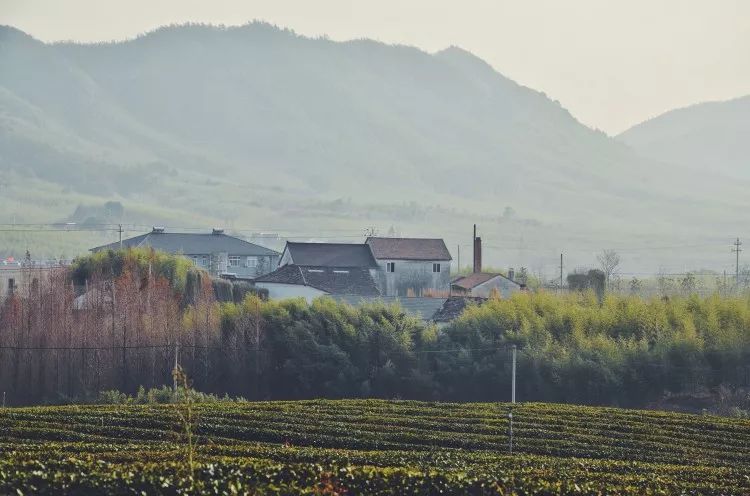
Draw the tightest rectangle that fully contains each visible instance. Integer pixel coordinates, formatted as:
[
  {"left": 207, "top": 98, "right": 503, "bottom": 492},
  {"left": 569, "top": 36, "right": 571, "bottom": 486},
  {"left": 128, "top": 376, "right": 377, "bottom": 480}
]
[
  {"left": 597, "top": 250, "right": 621, "bottom": 289},
  {"left": 629, "top": 277, "right": 642, "bottom": 295},
  {"left": 517, "top": 267, "right": 529, "bottom": 286}
]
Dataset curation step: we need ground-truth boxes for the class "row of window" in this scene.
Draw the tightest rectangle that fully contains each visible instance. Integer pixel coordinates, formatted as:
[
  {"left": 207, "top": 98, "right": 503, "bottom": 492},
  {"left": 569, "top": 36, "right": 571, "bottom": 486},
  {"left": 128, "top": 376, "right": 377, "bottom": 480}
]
[
  {"left": 190, "top": 256, "right": 260, "bottom": 268},
  {"left": 188, "top": 257, "right": 442, "bottom": 273},
  {"left": 386, "top": 262, "right": 441, "bottom": 273}
]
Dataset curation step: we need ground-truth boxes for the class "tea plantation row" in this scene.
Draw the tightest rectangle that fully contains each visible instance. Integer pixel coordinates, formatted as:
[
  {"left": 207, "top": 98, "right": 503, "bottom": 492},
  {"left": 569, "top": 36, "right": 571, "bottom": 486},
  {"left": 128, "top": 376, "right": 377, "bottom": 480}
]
[{"left": 1, "top": 400, "right": 749, "bottom": 494}]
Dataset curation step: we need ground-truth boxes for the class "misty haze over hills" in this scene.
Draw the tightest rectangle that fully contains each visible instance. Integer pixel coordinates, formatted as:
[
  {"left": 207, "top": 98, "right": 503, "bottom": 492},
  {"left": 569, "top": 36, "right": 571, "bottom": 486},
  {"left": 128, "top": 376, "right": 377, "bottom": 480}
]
[
  {"left": 618, "top": 95, "right": 750, "bottom": 179},
  {"left": 1, "top": 22, "right": 748, "bottom": 275}
]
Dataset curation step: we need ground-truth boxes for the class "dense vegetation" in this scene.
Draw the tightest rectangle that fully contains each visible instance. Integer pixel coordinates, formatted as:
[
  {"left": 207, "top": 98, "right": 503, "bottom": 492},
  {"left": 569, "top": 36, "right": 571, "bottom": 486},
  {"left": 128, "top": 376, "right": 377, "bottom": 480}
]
[
  {"left": 1, "top": 399, "right": 748, "bottom": 494},
  {"left": 1, "top": 249, "right": 749, "bottom": 412}
]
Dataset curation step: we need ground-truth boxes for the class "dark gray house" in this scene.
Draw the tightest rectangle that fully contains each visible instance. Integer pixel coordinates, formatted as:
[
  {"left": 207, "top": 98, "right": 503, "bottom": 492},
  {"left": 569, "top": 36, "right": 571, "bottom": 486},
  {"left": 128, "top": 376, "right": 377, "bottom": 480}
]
[
  {"left": 366, "top": 237, "right": 452, "bottom": 296},
  {"left": 257, "top": 242, "right": 381, "bottom": 301},
  {"left": 91, "top": 228, "right": 280, "bottom": 278}
]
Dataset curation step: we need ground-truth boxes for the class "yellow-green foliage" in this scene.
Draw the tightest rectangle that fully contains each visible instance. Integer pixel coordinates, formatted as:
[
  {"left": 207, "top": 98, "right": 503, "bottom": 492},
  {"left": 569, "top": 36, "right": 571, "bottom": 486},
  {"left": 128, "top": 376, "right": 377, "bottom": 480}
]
[{"left": 70, "top": 247, "right": 198, "bottom": 293}]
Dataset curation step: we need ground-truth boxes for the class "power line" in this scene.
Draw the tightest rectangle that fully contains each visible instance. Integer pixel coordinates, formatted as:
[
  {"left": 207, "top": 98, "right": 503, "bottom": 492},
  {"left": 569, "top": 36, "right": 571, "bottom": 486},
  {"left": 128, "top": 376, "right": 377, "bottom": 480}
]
[{"left": 0, "top": 344, "right": 512, "bottom": 354}]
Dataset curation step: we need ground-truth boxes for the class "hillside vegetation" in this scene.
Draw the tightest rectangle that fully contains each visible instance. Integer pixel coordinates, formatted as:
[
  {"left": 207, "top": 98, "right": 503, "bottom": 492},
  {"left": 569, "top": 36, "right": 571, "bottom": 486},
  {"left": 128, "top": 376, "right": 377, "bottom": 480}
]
[
  {"left": 1, "top": 23, "right": 747, "bottom": 271},
  {"left": 1, "top": 400, "right": 749, "bottom": 494}
]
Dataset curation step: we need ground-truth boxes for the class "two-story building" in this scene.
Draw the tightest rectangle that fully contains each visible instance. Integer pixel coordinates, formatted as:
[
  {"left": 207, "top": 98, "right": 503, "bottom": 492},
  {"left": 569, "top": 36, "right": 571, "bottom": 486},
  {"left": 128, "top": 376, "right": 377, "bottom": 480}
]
[
  {"left": 365, "top": 237, "right": 452, "bottom": 297},
  {"left": 256, "top": 238, "right": 453, "bottom": 300},
  {"left": 91, "top": 228, "right": 280, "bottom": 278}
]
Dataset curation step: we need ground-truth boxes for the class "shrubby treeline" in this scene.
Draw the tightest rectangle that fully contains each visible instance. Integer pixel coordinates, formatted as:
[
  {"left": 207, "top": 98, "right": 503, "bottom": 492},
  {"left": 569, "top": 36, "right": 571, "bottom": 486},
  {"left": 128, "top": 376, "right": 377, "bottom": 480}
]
[{"left": 1, "top": 249, "right": 749, "bottom": 409}]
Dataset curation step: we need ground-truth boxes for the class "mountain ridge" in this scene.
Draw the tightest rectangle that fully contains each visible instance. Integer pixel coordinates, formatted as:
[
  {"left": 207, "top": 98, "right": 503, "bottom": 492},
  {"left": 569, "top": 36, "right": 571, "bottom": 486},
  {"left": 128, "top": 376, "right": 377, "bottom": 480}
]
[
  {"left": 0, "top": 22, "right": 746, "bottom": 271},
  {"left": 617, "top": 94, "right": 750, "bottom": 178}
]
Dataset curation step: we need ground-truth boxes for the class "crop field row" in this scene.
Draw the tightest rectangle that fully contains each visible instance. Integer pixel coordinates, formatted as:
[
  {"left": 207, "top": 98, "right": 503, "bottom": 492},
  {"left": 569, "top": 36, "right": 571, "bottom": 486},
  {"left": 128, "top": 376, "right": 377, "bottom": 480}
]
[{"left": 1, "top": 400, "right": 749, "bottom": 494}]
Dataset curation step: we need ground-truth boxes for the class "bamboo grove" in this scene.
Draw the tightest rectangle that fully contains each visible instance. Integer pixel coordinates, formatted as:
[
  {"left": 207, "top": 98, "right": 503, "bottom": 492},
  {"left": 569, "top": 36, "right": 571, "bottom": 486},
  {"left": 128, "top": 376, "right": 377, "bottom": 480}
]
[{"left": 1, "top": 248, "right": 749, "bottom": 407}]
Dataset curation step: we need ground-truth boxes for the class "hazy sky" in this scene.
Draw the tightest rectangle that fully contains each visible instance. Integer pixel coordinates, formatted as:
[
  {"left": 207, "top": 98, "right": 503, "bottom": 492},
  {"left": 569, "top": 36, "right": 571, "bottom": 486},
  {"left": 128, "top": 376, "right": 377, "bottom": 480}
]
[{"left": 2, "top": 0, "right": 749, "bottom": 134}]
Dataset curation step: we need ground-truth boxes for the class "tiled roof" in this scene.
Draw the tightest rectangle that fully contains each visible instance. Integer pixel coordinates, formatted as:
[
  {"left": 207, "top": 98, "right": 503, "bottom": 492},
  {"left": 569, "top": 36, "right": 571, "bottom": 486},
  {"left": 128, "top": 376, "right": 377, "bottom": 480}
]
[
  {"left": 451, "top": 272, "right": 518, "bottom": 290},
  {"left": 91, "top": 232, "right": 279, "bottom": 257},
  {"left": 366, "top": 237, "right": 452, "bottom": 261},
  {"left": 254, "top": 264, "right": 380, "bottom": 296},
  {"left": 330, "top": 295, "right": 448, "bottom": 321},
  {"left": 432, "top": 296, "right": 486, "bottom": 322},
  {"left": 284, "top": 242, "right": 377, "bottom": 268}
]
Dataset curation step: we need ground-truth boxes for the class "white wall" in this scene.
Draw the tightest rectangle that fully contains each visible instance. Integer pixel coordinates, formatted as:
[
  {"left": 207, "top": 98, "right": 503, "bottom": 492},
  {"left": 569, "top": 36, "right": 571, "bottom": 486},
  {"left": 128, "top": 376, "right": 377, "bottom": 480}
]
[
  {"left": 372, "top": 259, "right": 451, "bottom": 297},
  {"left": 472, "top": 276, "right": 521, "bottom": 299},
  {"left": 254, "top": 282, "right": 327, "bottom": 303}
]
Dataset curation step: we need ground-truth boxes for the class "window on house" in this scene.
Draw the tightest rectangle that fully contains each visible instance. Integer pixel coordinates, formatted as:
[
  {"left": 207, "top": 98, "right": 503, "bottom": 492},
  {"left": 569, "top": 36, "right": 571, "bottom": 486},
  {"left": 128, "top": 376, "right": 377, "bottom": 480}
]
[
  {"left": 387, "top": 262, "right": 395, "bottom": 273},
  {"left": 229, "top": 256, "right": 241, "bottom": 267},
  {"left": 246, "top": 257, "right": 258, "bottom": 268},
  {"left": 8, "top": 278, "right": 15, "bottom": 294},
  {"left": 433, "top": 263, "right": 441, "bottom": 273}
]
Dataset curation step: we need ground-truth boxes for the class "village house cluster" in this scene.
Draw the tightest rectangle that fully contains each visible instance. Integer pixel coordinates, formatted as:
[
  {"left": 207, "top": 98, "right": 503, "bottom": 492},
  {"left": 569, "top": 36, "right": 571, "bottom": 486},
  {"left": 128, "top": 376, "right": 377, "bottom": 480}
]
[{"left": 87, "top": 226, "right": 526, "bottom": 323}]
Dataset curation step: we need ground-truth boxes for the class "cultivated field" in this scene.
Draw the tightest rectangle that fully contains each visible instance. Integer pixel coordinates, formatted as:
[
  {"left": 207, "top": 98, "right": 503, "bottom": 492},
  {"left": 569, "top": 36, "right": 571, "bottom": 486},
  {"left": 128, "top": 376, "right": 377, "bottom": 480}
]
[{"left": 1, "top": 400, "right": 749, "bottom": 494}]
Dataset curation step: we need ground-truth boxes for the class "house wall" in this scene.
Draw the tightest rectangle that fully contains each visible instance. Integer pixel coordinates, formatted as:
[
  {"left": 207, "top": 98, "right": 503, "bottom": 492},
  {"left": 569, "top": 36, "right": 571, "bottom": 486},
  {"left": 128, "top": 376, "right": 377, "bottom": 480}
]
[
  {"left": 371, "top": 260, "right": 451, "bottom": 297},
  {"left": 0, "top": 266, "right": 59, "bottom": 301},
  {"left": 279, "top": 249, "right": 293, "bottom": 267},
  {"left": 472, "top": 276, "right": 521, "bottom": 299},
  {"left": 253, "top": 282, "right": 327, "bottom": 303},
  {"left": 185, "top": 253, "right": 279, "bottom": 278},
  {"left": 0, "top": 266, "right": 22, "bottom": 301}
]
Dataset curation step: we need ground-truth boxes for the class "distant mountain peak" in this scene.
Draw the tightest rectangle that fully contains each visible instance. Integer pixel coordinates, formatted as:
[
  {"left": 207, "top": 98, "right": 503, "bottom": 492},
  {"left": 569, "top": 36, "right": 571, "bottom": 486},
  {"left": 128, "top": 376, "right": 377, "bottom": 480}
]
[{"left": 0, "top": 25, "right": 38, "bottom": 44}]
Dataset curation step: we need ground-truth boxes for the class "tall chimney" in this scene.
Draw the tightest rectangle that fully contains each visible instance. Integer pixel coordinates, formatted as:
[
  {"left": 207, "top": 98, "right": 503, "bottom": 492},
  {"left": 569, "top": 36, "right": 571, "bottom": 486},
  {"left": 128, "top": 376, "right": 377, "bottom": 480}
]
[
  {"left": 473, "top": 224, "right": 482, "bottom": 273},
  {"left": 472, "top": 225, "right": 476, "bottom": 273},
  {"left": 508, "top": 267, "right": 515, "bottom": 281}
]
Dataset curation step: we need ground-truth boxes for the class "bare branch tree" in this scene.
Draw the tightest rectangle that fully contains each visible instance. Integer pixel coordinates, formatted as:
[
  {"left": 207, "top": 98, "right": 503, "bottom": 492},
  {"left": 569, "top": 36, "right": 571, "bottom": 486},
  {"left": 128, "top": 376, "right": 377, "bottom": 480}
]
[{"left": 597, "top": 250, "right": 621, "bottom": 289}]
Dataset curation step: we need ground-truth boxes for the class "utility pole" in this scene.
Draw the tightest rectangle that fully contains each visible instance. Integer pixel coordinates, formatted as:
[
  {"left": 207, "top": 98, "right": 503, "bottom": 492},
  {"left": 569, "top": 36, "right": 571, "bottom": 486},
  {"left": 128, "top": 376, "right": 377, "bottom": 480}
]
[
  {"left": 118, "top": 224, "right": 123, "bottom": 250},
  {"left": 559, "top": 253, "right": 564, "bottom": 294},
  {"left": 457, "top": 245, "right": 460, "bottom": 275},
  {"left": 173, "top": 341, "right": 179, "bottom": 392},
  {"left": 732, "top": 238, "right": 742, "bottom": 287},
  {"left": 511, "top": 344, "right": 517, "bottom": 404}
]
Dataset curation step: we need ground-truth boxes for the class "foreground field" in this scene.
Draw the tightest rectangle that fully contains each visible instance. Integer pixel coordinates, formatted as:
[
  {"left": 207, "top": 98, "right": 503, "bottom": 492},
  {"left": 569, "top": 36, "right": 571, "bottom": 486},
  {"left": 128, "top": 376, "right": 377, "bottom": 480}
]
[{"left": 1, "top": 400, "right": 749, "bottom": 495}]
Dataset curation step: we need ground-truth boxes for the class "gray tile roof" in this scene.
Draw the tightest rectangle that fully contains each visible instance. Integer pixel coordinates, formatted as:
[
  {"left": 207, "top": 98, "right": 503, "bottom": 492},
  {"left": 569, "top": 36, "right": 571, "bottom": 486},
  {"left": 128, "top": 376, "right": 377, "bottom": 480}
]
[
  {"left": 330, "top": 295, "right": 449, "bottom": 321},
  {"left": 432, "top": 296, "right": 486, "bottom": 323},
  {"left": 284, "top": 242, "right": 378, "bottom": 268},
  {"left": 254, "top": 264, "right": 380, "bottom": 296},
  {"left": 366, "top": 237, "right": 452, "bottom": 261},
  {"left": 91, "top": 232, "right": 279, "bottom": 257}
]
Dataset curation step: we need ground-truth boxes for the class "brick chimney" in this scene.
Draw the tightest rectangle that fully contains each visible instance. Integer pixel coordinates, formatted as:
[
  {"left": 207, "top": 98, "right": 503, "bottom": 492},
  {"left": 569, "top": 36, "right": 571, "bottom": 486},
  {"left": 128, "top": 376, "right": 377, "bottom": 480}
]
[{"left": 473, "top": 224, "right": 482, "bottom": 273}]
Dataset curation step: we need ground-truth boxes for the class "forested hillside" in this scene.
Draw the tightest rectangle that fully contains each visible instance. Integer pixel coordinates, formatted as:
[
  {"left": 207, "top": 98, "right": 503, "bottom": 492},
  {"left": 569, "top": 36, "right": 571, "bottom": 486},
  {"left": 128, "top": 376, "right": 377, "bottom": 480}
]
[{"left": 1, "top": 23, "right": 747, "bottom": 271}]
